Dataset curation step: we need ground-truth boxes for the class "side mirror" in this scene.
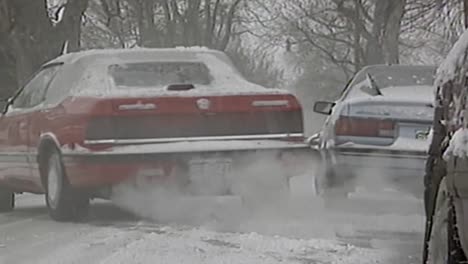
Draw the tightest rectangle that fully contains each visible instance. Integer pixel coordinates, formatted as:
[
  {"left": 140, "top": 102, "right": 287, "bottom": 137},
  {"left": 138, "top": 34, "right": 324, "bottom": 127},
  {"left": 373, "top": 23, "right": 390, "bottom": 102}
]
[
  {"left": 313, "top": 101, "right": 335, "bottom": 115},
  {"left": 0, "top": 98, "right": 12, "bottom": 114}
]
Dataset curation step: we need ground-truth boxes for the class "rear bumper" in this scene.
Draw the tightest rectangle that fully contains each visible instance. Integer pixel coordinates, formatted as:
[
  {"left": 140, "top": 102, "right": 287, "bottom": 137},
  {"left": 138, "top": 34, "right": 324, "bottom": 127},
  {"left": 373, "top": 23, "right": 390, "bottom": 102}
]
[
  {"left": 61, "top": 140, "right": 316, "bottom": 190},
  {"left": 323, "top": 146, "right": 427, "bottom": 195},
  {"left": 334, "top": 147, "right": 427, "bottom": 171}
]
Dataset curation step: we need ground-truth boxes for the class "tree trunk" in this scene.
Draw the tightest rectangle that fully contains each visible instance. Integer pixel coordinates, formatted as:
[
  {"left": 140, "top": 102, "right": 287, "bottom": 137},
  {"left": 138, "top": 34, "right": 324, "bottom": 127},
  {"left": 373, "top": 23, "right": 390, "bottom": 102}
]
[
  {"left": 382, "top": 0, "right": 406, "bottom": 64},
  {"left": 364, "top": 0, "right": 405, "bottom": 65},
  {"left": 217, "top": 0, "right": 241, "bottom": 50},
  {"left": 58, "top": 0, "right": 90, "bottom": 52},
  {"left": 8, "top": 0, "right": 54, "bottom": 85},
  {"left": 162, "top": 0, "right": 175, "bottom": 47},
  {"left": 4, "top": 0, "right": 89, "bottom": 86},
  {"left": 365, "top": 0, "right": 385, "bottom": 65},
  {"left": 353, "top": 0, "right": 362, "bottom": 71},
  {"left": 464, "top": 0, "right": 468, "bottom": 29},
  {"left": 186, "top": 0, "right": 201, "bottom": 46}
]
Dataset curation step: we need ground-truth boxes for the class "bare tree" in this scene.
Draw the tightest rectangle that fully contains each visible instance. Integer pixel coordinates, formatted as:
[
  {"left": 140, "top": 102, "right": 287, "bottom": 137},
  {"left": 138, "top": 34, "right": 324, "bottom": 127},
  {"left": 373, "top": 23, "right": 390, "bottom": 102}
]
[{"left": 0, "top": 0, "right": 90, "bottom": 86}]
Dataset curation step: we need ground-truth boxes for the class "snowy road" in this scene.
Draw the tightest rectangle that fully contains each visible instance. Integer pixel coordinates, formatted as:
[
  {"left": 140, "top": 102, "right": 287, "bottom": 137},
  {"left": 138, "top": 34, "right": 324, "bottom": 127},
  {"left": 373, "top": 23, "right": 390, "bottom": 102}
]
[{"left": 0, "top": 189, "right": 425, "bottom": 264}]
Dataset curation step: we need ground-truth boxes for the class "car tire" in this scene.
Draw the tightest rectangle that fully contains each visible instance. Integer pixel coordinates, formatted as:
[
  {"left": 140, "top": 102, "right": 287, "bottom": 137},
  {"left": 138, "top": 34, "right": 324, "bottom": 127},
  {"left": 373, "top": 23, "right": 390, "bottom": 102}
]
[
  {"left": 427, "top": 178, "right": 466, "bottom": 264},
  {"left": 0, "top": 189, "right": 14, "bottom": 212},
  {"left": 44, "top": 149, "right": 90, "bottom": 222},
  {"left": 317, "top": 167, "right": 350, "bottom": 209}
]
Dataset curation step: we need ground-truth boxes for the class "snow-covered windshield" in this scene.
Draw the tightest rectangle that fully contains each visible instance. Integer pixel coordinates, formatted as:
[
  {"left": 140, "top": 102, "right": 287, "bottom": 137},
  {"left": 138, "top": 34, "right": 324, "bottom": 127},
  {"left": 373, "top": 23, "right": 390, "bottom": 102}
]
[
  {"left": 109, "top": 62, "right": 212, "bottom": 88},
  {"left": 349, "top": 66, "right": 435, "bottom": 90}
]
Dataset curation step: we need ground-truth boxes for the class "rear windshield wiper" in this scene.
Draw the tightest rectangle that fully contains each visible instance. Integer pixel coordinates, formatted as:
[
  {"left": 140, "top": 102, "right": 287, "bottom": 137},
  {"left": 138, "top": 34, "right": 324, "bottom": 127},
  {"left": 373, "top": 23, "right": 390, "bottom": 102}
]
[
  {"left": 360, "top": 73, "right": 383, "bottom": 96},
  {"left": 167, "top": 84, "right": 195, "bottom": 91}
]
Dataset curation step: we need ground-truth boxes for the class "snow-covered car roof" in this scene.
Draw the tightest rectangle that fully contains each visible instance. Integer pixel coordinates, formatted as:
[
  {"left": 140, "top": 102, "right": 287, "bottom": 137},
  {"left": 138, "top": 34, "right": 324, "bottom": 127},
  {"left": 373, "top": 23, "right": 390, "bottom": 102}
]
[
  {"left": 344, "top": 64, "right": 436, "bottom": 101},
  {"left": 46, "top": 46, "right": 231, "bottom": 65},
  {"left": 44, "top": 47, "right": 289, "bottom": 98}
]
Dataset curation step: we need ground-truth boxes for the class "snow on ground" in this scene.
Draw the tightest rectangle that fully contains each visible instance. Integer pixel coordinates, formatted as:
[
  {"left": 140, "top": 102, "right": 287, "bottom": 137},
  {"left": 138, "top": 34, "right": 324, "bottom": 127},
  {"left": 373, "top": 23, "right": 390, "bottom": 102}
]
[
  {"left": 26, "top": 220, "right": 387, "bottom": 264},
  {"left": 0, "top": 184, "right": 424, "bottom": 264}
]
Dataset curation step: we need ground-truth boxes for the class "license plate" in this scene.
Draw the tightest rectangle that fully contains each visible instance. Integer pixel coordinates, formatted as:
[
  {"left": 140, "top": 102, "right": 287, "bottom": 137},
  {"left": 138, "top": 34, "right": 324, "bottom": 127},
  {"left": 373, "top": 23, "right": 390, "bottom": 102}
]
[
  {"left": 135, "top": 168, "right": 165, "bottom": 188},
  {"left": 189, "top": 158, "right": 232, "bottom": 195},
  {"left": 415, "top": 130, "right": 429, "bottom": 140},
  {"left": 189, "top": 158, "right": 232, "bottom": 178}
]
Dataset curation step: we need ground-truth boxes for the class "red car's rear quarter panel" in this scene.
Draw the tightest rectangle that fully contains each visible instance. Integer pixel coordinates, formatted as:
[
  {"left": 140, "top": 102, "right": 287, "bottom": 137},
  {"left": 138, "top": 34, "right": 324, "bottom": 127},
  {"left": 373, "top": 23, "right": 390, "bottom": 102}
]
[
  {"left": 61, "top": 146, "right": 313, "bottom": 189},
  {"left": 31, "top": 93, "right": 308, "bottom": 190}
]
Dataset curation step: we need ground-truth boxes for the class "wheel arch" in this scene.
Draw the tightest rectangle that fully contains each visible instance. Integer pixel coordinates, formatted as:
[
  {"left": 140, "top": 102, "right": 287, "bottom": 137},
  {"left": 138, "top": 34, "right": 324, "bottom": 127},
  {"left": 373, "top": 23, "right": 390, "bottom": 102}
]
[{"left": 37, "top": 133, "right": 61, "bottom": 186}]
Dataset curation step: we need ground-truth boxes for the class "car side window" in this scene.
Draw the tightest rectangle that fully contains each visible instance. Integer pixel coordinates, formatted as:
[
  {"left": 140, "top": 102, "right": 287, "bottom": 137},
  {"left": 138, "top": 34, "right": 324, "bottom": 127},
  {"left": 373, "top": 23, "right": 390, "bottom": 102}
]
[{"left": 13, "top": 65, "right": 61, "bottom": 109}]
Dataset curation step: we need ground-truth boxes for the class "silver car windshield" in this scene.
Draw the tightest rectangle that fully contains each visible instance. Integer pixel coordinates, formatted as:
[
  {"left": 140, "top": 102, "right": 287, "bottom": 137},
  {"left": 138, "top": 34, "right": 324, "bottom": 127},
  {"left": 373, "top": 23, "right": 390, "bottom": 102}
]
[{"left": 349, "top": 66, "right": 435, "bottom": 90}]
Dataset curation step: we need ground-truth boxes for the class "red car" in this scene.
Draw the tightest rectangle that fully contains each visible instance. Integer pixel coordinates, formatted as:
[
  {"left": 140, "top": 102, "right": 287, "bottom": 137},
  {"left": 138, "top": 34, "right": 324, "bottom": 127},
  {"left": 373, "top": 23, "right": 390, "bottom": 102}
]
[{"left": 0, "top": 48, "right": 312, "bottom": 221}]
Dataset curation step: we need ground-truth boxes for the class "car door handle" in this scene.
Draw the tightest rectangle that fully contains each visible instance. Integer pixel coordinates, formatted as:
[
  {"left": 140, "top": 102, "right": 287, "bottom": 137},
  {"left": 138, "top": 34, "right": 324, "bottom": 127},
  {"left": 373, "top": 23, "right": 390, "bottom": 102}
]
[{"left": 19, "top": 122, "right": 27, "bottom": 129}]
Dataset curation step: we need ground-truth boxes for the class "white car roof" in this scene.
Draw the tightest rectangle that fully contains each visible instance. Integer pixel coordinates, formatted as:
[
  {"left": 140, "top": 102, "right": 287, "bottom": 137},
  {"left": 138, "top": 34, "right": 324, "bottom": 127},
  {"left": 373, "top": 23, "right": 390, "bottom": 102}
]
[{"left": 45, "top": 47, "right": 231, "bottom": 66}]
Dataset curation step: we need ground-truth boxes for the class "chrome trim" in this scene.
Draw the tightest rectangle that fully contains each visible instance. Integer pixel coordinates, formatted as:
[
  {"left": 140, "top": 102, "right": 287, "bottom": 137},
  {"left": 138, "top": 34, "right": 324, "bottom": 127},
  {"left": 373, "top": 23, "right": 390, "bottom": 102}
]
[
  {"left": 118, "top": 102, "right": 157, "bottom": 110},
  {"left": 63, "top": 140, "right": 311, "bottom": 157},
  {"left": 252, "top": 100, "right": 289, "bottom": 107},
  {"left": 84, "top": 133, "right": 304, "bottom": 145},
  {"left": 196, "top": 98, "right": 211, "bottom": 110}
]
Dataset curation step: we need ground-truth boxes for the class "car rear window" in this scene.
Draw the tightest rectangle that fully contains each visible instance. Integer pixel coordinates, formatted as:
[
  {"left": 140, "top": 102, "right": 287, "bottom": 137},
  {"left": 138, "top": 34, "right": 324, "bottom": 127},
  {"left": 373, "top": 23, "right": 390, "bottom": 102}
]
[
  {"left": 349, "top": 66, "right": 435, "bottom": 90},
  {"left": 108, "top": 62, "right": 212, "bottom": 88}
]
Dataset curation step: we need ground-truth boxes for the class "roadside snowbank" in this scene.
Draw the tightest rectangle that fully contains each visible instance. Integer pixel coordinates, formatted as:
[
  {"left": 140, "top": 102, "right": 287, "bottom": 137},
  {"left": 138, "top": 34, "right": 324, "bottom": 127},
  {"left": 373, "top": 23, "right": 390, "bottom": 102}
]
[{"left": 98, "top": 225, "right": 389, "bottom": 264}]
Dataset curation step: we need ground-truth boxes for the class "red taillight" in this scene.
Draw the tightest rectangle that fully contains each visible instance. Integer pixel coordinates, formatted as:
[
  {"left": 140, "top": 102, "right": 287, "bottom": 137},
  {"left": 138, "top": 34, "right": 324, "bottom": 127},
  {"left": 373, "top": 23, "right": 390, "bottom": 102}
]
[{"left": 335, "top": 117, "right": 395, "bottom": 138}]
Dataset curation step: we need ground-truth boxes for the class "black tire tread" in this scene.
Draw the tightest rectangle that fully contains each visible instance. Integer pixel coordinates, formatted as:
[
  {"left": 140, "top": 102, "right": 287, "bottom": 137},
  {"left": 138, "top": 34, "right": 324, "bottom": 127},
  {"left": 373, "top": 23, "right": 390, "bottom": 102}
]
[
  {"left": 44, "top": 149, "right": 89, "bottom": 222},
  {"left": 0, "top": 190, "right": 14, "bottom": 212}
]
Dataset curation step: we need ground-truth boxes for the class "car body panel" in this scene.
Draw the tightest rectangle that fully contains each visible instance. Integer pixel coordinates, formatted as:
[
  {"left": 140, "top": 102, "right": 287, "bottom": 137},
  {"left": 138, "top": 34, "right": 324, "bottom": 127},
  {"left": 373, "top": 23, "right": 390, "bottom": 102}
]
[
  {"left": 0, "top": 48, "right": 312, "bottom": 196},
  {"left": 315, "top": 64, "right": 436, "bottom": 196},
  {"left": 0, "top": 111, "right": 34, "bottom": 192}
]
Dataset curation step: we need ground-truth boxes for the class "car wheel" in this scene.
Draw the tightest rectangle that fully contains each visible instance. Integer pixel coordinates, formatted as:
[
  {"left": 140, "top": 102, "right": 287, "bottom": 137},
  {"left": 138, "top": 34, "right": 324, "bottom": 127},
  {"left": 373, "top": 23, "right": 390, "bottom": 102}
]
[
  {"left": 427, "top": 178, "right": 466, "bottom": 264},
  {"left": 0, "top": 189, "right": 14, "bottom": 212},
  {"left": 44, "top": 149, "right": 90, "bottom": 222},
  {"left": 237, "top": 173, "right": 290, "bottom": 212},
  {"left": 318, "top": 167, "right": 350, "bottom": 208}
]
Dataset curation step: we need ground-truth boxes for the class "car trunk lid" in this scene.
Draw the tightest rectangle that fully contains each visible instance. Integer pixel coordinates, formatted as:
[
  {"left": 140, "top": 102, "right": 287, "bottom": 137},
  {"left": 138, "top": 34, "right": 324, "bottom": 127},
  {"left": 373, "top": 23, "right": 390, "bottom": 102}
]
[
  {"left": 336, "top": 99, "right": 433, "bottom": 148},
  {"left": 84, "top": 94, "right": 304, "bottom": 143}
]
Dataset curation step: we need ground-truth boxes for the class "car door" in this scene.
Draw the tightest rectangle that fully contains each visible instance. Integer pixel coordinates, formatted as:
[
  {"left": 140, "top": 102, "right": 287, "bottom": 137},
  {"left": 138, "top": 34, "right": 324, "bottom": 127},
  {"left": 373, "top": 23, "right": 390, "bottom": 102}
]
[
  {"left": 0, "top": 66, "right": 61, "bottom": 192},
  {"left": 26, "top": 64, "right": 63, "bottom": 189}
]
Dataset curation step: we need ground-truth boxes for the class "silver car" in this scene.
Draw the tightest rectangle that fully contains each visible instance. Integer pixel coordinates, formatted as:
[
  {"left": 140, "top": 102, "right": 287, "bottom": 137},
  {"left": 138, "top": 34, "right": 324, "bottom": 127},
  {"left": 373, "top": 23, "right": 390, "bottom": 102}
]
[{"left": 311, "top": 64, "right": 436, "bottom": 200}]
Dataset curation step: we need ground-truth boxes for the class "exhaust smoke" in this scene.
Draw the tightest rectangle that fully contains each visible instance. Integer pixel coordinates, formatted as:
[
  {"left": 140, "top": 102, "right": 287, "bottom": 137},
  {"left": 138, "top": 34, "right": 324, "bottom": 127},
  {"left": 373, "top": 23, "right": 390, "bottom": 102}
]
[{"left": 110, "top": 151, "right": 329, "bottom": 234}]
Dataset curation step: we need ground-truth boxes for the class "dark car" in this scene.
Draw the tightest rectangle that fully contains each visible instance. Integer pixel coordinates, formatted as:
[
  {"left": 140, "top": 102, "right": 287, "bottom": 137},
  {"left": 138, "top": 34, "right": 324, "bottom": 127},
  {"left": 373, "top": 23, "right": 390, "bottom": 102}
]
[{"left": 423, "top": 29, "right": 468, "bottom": 264}]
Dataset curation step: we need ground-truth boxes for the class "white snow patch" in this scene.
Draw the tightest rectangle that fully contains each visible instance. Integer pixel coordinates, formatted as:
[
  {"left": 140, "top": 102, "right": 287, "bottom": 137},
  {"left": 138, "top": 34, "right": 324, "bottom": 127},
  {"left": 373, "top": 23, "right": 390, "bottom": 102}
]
[
  {"left": 98, "top": 226, "right": 389, "bottom": 264},
  {"left": 444, "top": 128, "right": 468, "bottom": 159},
  {"left": 347, "top": 85, "right": 435, "bottom": 104},
  {"left": 69, "top": 50, "right": 288, "bottom": 98},
  {"left": 435, "top": 29, "right": 468, "bottom": 87}
]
